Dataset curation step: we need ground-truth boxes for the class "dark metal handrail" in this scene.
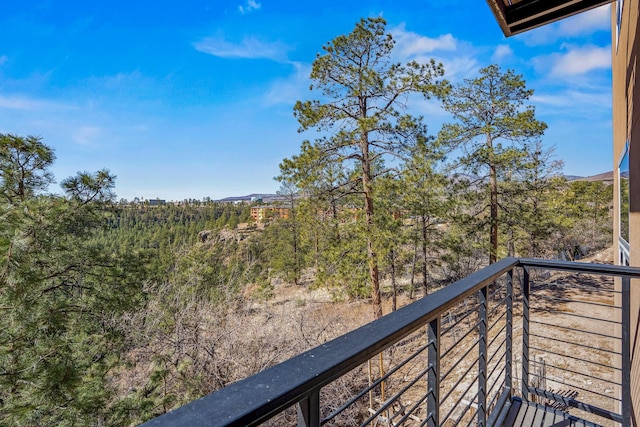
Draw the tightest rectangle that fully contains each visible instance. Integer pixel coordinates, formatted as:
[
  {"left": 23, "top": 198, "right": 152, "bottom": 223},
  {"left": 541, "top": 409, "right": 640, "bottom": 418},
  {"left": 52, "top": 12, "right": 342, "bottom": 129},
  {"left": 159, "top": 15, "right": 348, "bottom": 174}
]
[
  {"left": 518, "top": 258, "right": 640, "bottom": 277},
  {"left": 141, "top": 258, "right": 640, "bottom": 426}
]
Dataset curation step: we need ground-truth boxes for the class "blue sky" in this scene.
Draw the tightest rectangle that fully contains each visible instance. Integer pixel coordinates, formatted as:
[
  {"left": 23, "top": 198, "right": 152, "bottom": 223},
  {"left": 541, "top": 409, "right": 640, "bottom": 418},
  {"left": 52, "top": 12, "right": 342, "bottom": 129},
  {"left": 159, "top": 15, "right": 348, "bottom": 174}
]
[{"left": 0, "top": 1, "right": 613, "bottom": 201}]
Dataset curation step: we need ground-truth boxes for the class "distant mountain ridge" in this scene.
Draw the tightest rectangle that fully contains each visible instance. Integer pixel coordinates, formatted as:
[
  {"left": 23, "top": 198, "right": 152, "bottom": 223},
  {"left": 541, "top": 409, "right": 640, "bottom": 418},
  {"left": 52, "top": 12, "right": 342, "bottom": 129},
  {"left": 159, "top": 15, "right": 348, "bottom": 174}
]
[
  {"left": 569, "top": 171, "right": 620, "bottom": 183},
  {"left": 215, "top": 172, "right": 617, "bottom": 203},
  {"left": 216, "top": 193, "right": 283, "bottom": 203}
]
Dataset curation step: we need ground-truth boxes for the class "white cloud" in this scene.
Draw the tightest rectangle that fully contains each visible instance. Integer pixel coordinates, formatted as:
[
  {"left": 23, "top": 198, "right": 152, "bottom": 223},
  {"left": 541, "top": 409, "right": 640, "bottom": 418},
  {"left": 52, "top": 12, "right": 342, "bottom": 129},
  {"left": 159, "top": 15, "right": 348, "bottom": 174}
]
[
  {"left": 262, "top": 62, "right": 311, "bottom": 106},
  {"left": 492, "top": 45, "right": 513, "bottom": 62},
  {"left": 532, "top": 88, "right": 611, "bottom": 122},
  {"left": 102, "top": 71, "right": 143, "bottom": 86},
  {"left": 521, "top": 4, "right": 610, "bottom": 45},
  {"left": 533, "top": 90, "right": 610, "bottom": 108},
  {"left": 195, "top": 35, "right": 289, "bottom": 62},
  {"left": 386, "top": 24, "right": 478, "bottom": 82},
  {"left": 544, "top": 45, "right": 611, "bottom": 76},
  {"left": 0, "top": 94, "right": 73, "bottom": 111},
  {"left": 391, "top": 24, "right": 457, "bottom": 59},
  {"left": 436, "top": 55, "right": 480, "bottom": 81},
  {"left": 557, "top": 4, "right": 610, "bottom": 36},
  {"left": 73, "top": 126, "right": 102, "bottom": 146},
  {"left": 239, "top": 0, "right": 261, "bottom": 14}
]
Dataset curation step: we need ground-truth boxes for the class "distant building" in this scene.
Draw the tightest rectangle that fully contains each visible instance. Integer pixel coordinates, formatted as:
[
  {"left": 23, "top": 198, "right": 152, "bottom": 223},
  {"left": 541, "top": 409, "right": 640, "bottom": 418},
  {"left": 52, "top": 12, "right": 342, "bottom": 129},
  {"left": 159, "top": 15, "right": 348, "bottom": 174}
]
[
  {"left": 250, "top": 206, "right": 290, "bottom": 223},
  {"left": 148, "top": 198, "right": 166, "bottom": 206}
]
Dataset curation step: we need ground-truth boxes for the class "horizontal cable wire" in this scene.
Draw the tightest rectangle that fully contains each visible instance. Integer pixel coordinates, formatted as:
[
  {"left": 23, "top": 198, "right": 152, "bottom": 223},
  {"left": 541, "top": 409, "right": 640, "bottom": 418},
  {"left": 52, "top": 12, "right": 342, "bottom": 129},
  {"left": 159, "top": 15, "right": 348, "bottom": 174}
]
[
  {"left": 439, "top": 354, "right": 480, "bottom": 406},
  {"left": 459, "top": 390, "right": 481, "bottom": 427},
  {"left": 441, "top": 308, "right": 477, "bottom": 336},
  {"left": 533, "top": 293, "right": 619, "bottom": 309},
  {"left": 359, "top": 363, "right": 433, "bottom": 427},
  {"left": 529, "top": 345, "right": 621, "bottom": 371},
  {"left": 394, "top": 386, "right": 431, "bottom": 426},
  {"left": 486, "top": 364, "right": 507, "bottom": 399},
  {"left": 487, "top": 340, "right": 507, "bottom": 368},
  {"left": 441, "top": 325, "right": 479, "bottom": 361},
  {"left": 530, "top": 332, "right": 619, "bottom": 355},
  {"left": 488, "top": 282, "right": 507, "bottom": 302},
  {"left": 530, "top": 359, "right": 619, "bottom": 387},
  {"left": 321, "top": 341, "right": 430, "bottom": 423},
  {"left": 441, "top": 338, "right": 479, "bottom": 382},
  {"left": 441, "top": 380, "right": 479, "bottom": 426},
  {"left": 530, "top": 319, "right": 621, "bottom": 340},
  {"left": 528, "top": 372, "right": 621, "bottom": 403},
  {"left": 530, "top": 281, "right": 618, "bottom": 294},
  {"left": 487, "top": 320, "right": 507, "bottom": 343},
  {"left": 442, "top": 302, "right": 480, "bottom": 336},
  {"left": 533, "top": 309, "right": 621, "bottom": 325}
]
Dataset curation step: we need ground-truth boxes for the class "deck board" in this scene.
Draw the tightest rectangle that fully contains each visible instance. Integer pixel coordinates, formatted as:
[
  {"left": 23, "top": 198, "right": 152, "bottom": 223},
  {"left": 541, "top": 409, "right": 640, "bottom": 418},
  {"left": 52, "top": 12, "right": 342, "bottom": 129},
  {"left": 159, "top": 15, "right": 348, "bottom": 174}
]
[
  {"left": 503, "top": 397, "right": 522, "bottom": 427},
  {"left": 503, "top": 397, "right": 604, "bottom": 427}
]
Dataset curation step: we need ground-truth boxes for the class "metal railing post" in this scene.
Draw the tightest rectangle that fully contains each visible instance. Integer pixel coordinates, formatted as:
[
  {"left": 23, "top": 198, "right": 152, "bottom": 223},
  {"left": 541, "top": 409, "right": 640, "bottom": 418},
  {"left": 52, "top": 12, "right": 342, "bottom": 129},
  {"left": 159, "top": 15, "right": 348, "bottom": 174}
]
[
  {"left": 478, "top": 286, "right": 488, "bottom": 426},
  {"left": 521, "top": 267, "right": 530, "bottom": 402},
  {"left": 297, "top": 389, "right": 320, "bottom": 427},
  {"left": 506, "top": 269, "right": 513, "bottom": 394},
  {"left": 622, "top": 277, "right": 631, "bottom": 426},
  {"left": 426, "top": 316, "right": 441, "bottom": 427}
]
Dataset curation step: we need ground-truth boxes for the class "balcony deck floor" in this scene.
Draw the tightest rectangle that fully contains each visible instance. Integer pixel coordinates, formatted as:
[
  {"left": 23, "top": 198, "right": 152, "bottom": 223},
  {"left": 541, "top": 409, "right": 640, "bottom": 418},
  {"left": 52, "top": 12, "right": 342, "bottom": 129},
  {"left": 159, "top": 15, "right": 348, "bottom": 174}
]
[{"left": 503, "top": 397, "right": 604, "bottom": 427}]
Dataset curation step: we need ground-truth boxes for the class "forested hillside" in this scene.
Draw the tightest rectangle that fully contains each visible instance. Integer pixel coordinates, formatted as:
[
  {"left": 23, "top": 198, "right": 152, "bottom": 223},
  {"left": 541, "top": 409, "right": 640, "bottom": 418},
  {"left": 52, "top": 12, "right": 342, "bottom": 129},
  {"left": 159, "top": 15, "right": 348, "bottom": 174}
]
[
  {"left": 0, "top": 17, "right": 614, "bottom": 427},
  {"left": 0, "top": 133, "right": 612, "bottom": 425}
]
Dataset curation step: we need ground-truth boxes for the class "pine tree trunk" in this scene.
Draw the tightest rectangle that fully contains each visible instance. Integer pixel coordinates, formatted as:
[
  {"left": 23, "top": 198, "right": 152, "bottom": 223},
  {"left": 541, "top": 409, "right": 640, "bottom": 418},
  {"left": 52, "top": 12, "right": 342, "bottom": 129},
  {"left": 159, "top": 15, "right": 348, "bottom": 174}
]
[
  {"left": 488, "top": 134, "right": 498, "bottom": 264},
  {"left": 508, "top": 227, "right": 514, "bottom": 257},
  {"left": 332, "top": 201, "right": 340, "bottom": 243},
  {"left": 390, "top": 249, "right": 397, "bottom": 312},
  {"left": 291, "top": 198, "right": 300, "bottom": 285},
  {"left": 421, "top": 214, "right": 428, "bottom": 295},
  {"left": 409, "top": 217, "right": 418, "bottom": 299},
  {"left": 314, "top": 233, "right": 319, "bottom": 270},
  {"left": 362, "top": 131, "right": 382, "bottom": 319}
]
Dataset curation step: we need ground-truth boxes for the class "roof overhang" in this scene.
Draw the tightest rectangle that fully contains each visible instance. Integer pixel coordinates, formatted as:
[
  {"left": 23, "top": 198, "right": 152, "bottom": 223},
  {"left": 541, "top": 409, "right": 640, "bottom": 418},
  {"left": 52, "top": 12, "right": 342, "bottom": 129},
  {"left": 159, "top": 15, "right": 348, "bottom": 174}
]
[{"left": 485, "top": 0, "right": 614, "bottom": 37}]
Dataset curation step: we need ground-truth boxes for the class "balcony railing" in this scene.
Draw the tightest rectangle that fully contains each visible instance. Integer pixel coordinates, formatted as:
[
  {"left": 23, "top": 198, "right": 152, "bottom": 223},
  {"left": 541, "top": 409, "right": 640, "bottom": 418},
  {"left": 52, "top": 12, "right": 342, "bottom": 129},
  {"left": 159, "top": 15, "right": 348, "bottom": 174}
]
[{"left": 142, "top": 258, "right": 640, "bottom": 426}]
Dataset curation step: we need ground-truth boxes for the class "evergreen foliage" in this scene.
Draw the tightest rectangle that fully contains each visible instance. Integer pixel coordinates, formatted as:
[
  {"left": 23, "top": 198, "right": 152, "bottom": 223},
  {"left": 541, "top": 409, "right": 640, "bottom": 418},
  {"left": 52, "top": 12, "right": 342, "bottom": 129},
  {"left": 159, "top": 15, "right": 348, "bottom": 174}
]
[
  {"left": 0, "top": 135, "right": 146, "bottom": 426},
  {"left": 439, "top": 65, "right": 547, "bottom": 263},
  {"left": 282, "top": 17, "right": 447, "bottom": 318}
]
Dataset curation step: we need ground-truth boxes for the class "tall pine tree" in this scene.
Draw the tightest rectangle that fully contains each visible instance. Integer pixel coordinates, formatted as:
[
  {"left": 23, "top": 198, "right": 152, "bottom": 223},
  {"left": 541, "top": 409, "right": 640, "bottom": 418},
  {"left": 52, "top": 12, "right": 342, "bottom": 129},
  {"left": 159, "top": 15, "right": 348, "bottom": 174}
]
[
  {"left": 439, "top": 65, "right": 547, "bottom": 263},
  {"left": 283, "top": 17, "right": 447, "bottom": 318}
]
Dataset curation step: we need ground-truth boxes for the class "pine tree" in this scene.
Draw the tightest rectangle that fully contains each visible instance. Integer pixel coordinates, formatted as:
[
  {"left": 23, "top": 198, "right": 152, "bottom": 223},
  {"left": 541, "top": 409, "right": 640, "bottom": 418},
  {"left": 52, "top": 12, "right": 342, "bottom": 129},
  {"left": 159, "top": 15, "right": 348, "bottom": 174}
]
[
  {"left": 505, "top": 141, "right": 565, "bottom": 258},
  {"left": 400, "top": 138, "right": 449, "bottom": 295},
  {"left": 439, "top": 65, "right": 547, "bottom": 263},
  {"left": 0, "top": 136, "right": 146, "bottom": 425},
  {"left": 284, "top": 17, "right": 446, "bottom": 318}
]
